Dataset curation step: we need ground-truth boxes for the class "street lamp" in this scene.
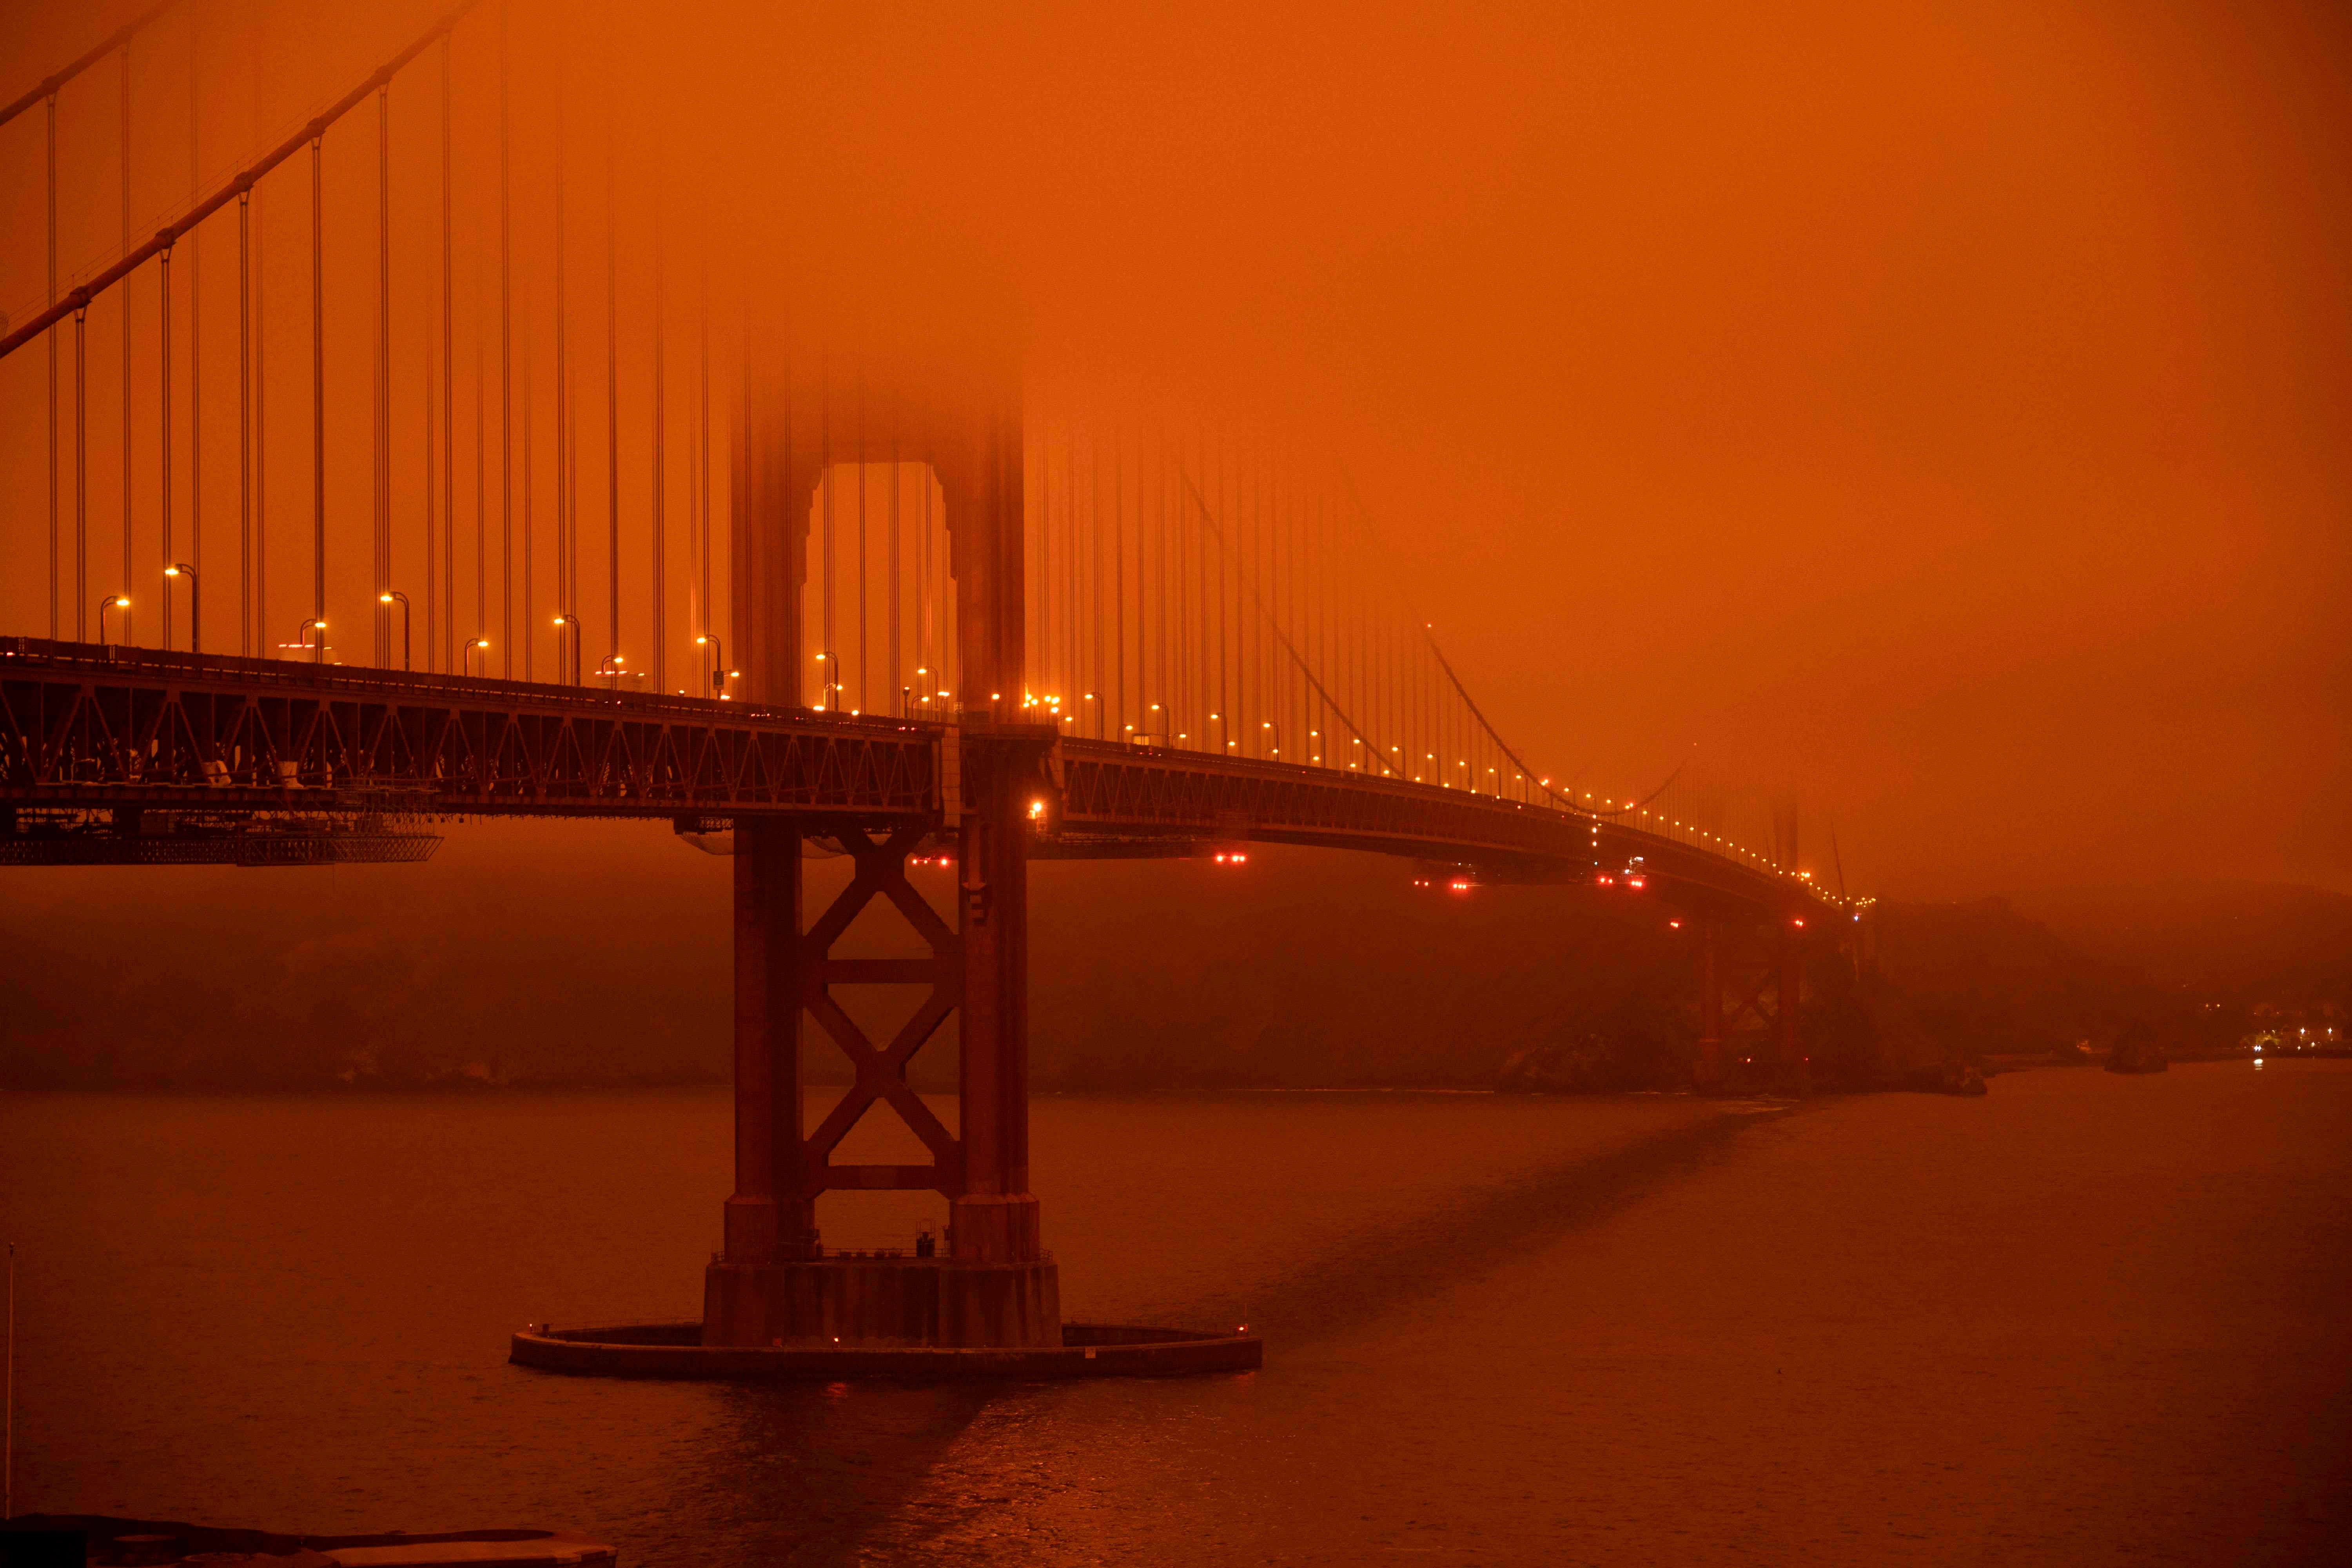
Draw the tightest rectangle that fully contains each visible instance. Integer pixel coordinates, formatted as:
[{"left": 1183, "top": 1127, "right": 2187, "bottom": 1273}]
[
  {"left": 1261, "top": 720, "right": 1281, "bottom": 759},
  {"left": 813, "top": 650, "right": 841, "bottom": 711},
  {"left": 164, "top": 563, "right": 200, "bottom": 652},
  {"left": 463, "top": 637, "right": 491, "bottom": 677},
  {"left": 552, "top": 614, "right": 582, "bottom": 684},
  {"left": 297, "top": 617, "right": 327, "bottom": 664},
  {"left": 595, "top": 652, "right": 627, "bottom": 682},
  {"left": 379, "top": 591, "right": 412, "bottom": 670},
  {"left": 695, "top": 634, "right": 726, "bottom": 697},
  {"left": 97, "top": 594, "right": 129, "bottom": 646}
]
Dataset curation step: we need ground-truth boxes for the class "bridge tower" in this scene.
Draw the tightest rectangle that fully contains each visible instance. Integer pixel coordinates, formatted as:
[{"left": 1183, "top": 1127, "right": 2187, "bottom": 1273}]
[{"left": 701, "top": 310, "right": 1062, "bottom": 1348}]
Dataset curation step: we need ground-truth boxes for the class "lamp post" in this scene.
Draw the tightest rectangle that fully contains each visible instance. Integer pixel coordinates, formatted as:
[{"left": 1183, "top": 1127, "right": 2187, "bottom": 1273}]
[
  {"left": 297, "top": 617, "right": 326, "bottom": 663},
  {"left": 552, "top": 614, "right": 581, "bottom": 685},
  {"left": 98, "top": 594, "right": 129, "bottom": 647},
  {"left": 379, "top": 591, "right": 412, "bottom": 670},
  {"left": 595, "top": 652, "right": 627, "bottom": 683},
  {"left": 463, "top": 636, "right": 490, "bottom": 677},
  {"left": 1261, "top": 720, "right": 1282, "bottom": 760},
  {"left": 813, "top": 650, "right": 840, "bottom": 711},
  {"left": 164, "top": 563, "right": 199, "bottom": 653},
  {"left": 695, "top": 633, "right": 726, "bottom": 697}
]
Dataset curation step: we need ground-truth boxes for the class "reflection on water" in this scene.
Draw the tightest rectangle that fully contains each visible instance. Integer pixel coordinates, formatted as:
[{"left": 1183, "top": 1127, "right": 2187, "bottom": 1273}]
[{"left": 4, "top": 1065, "right": 2348, "bottom": 1564}]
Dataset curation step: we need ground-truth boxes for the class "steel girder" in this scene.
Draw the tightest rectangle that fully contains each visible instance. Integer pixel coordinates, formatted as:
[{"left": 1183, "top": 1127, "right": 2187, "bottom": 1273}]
[
  {"left": 0, "top": 639, "right": 935, "bottom": 818},
  {"left": 1055, "top": 738, "right": 1818, "bottom": 916}
]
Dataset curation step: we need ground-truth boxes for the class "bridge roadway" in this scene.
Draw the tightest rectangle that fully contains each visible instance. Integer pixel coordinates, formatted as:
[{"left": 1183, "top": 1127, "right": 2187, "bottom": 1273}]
[{"left": 2, "top": 636, "right": 1818, "bottom": 916}]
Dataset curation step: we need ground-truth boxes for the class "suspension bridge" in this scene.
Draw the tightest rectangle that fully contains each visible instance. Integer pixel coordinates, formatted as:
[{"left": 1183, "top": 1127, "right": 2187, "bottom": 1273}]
[{"left": 1, "top": 0, "right": 1860, "bottom": 1363}]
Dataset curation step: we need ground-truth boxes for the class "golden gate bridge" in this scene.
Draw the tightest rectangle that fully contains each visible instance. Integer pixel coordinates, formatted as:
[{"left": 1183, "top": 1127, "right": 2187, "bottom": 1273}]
[{"left": 0, "top": 0, "right": 1861, "bottom": 1372}]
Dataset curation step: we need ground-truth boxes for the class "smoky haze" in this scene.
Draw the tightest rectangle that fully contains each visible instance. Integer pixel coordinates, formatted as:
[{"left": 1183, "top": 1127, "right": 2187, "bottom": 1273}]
[{"left": 2, "top": 0, "right": 2346, "bottom": 896}]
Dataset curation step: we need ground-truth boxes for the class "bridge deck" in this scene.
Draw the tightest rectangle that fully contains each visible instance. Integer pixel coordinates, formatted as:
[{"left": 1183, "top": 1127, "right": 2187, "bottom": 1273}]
[{"left": 3, "top": 639, "right": 1822, "bottom": 915}]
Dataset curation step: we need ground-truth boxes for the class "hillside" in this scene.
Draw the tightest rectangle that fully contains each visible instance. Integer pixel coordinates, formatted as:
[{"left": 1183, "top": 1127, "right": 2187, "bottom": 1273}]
[{"left": 2007, "top": 881, "right": 2352, "bottom": 1002}]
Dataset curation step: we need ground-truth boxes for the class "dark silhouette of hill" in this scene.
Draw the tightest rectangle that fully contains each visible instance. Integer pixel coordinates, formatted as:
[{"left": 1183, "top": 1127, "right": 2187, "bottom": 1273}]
[
  {"left": 1870, "top": 896, "right": 2141, "bottom": 1058},
  {"left": 2007, "top": 881, "right": 2352, "bottom": 1002}
]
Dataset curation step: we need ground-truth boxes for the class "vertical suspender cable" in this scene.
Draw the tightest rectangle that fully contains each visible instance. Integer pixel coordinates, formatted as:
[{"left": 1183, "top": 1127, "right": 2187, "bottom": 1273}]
[
  {"left": 237, "top": 189, "right": 250, "bottom": 654},
  {"left": 856, "top": 367, "right": 866, "bottom": 708},
  {"left": 441, "top": 34, "right": 454, "bottom": 668},
  {"left": 1090, "top": 421, "right": 1102, "bottom": 733},
  {"left": 698, "top": 184, "right": 711, "bottom": 659},
  {"left": 160, "top": 245, "right": 172, "bottom": 647},
  {"left": 424, "top": 292, "right": 436, "bottom": 664},
  {"left": 253, "top": 57, "right": 267, "bottom": 653},
  {"left": 122, "top": 45, "right": 133, "bottom": 642},
  {"left": 1157, "top": 422, "right": 1169, "bottom": 730},
  {"left": 652, "top": 112, "right": 666, "bottom": 688},
  {"left": 1114, "top": 420, "right": 1124, "bottom": 735},
  {"left": 376, "top": 87, "right": 391, "bottom": 664},
  {"left": 521, "top": 269, "right": 533, "bottom": 681},
  {"left": 604, "top": 26, "right": 619, "bottom": 673},
  {"left": 47, "top": 93, "right": 59, "bottom": 637},
  {"left": 1040, "top": 404, "right": 1052, "bottom": 708},
  {"left": 75, "top": 307, "right": 88, "bottom": 638},
  {"left": 499, "top": 0, "right": 513, "bottom": 673},
  {"left": 554, "top": 36, "right": 569, "bottom": 674},
  {"left": 189, "top": 19, "right": 201, "bottom": 649},
  {"left": 888, "top": 383, "right": 900, "bottom": 713},
  {"left": 1216, "top": 428, "right": 1227, "bottom": 742},
  {"left": 1063, "top": 403, "right": 1076, "bottom": 705},
  {"left": 475, "top": 248, "right": 486, "bottom": 647},
  {"left": 820, "top": 350, "right": 833, "bottom": 696},
  {"left": 253, "top": 175, "right": 265, "bottom": 653},
  {"left": 310, "top": 133, "right": 325, "bottom": 657}
]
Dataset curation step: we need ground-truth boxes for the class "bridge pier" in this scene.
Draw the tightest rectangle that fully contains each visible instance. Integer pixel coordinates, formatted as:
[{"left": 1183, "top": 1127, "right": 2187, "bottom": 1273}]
[
  {"left": 1695, "top": 921, "right": 1725, "bottom": 1091},
  {"left": 1775, "top": 920, "right": 1809, "bottom": 1095},
  {"left": 1690, "top": 916, "right": 1807, "bottom": 1095},
  {"left": 700, "top": 801, "right": 1062, "bottom": 1349}
]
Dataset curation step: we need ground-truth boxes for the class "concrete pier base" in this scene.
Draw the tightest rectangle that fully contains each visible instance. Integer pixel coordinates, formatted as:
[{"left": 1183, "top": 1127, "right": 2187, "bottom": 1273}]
[
  {"left": 702, "top": 1256, "right": 1061, "bottom": 1349},
  {"left": 513, "top": 1319, "right": 1261, "bottom": 1381}
]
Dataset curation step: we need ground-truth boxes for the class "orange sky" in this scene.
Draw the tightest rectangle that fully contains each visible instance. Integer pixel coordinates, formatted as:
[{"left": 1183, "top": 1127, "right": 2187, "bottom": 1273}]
[{"left": 4, "top": 0, "right": 2345, "bottom": 897}]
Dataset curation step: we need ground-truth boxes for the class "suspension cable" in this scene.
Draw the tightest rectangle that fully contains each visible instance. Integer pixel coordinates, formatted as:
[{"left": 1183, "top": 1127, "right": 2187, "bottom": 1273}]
[
  {"left": 0, "top": 2, "right": 488, "bottom": 364},
  {"left": 0, "top": 1, "right": 174, "bottom": 131}
]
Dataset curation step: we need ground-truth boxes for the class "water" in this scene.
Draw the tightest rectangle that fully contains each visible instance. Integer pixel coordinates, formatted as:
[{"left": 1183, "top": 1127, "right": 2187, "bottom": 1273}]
[{"left": 5, "top": 1064, "right": 2348, "bottom": 1564}]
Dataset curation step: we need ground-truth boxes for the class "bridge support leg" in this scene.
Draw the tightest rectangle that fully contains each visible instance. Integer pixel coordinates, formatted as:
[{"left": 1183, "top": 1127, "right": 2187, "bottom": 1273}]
[
  {"left": 935, "top": 738, "right": 1061, "bottom": 1345},
  {"left": 705, "top": 819, "right": 822, "bottom": 1345},
  {"left": 1775, "top": 922, "right": 1808, "bottom": 1095},
  {"left": 1695, "top": 920, "right": 1724, "bottom": 1092}
]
